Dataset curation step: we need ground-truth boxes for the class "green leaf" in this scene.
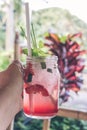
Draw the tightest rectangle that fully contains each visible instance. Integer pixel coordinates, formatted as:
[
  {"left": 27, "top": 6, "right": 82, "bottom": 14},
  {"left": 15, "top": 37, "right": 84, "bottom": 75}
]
[
  {"left": 27, "top": 73, "right": 33, "bottom": 82},
  {"left": 60, "top": 35, "right": 67, "bottom": 43},
  {"left": 44, "top": 32, "right": 50, "bottom": 37},
  {"left": 47, "top": 68, "right": 52, "bottom": 73},
  {"left": 38, "top": 41, "right": 44, "bottom": 48},
  {"left": 20, "top": 26, "right": 27, "bottom": 38},
  {"left": 41, "top": 62, "right": 46, "bottom": 69},
  {"left": 32, "top": 49, "right": 38, "bottom": 56},
  {"left": 22, "top": 48, "right": 28, "bottom": 55},
  {"left": 31, "top": 23, "right": 37, "bottom": 49}
]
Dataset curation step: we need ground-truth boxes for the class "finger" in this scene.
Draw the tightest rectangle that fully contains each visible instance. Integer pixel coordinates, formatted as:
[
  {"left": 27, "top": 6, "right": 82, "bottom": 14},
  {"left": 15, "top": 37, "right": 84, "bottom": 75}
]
[{"left": 11, "top": 60, "right": 24, "bottom": 78}]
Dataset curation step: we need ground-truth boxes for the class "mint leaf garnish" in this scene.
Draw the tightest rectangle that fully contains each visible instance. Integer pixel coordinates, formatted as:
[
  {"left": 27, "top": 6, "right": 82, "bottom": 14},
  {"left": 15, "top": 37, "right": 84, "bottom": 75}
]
[
  {"left": 27, "top": 73, "right": 33, "bottom": 82},
  {"left": 22, "top": 48, "right": 28, "bottom": 55},
  {"left": 41, "top": 62, "right": 46, "bottom": 69},
  {"left": 47, "top": 68, "right": 52, "bottom": 73},
  {"left": 20, "top": 26, "right": 27, "bottom": 39},
  {"left": 21, "top": 23, "right": 50, "bottom": 57}
]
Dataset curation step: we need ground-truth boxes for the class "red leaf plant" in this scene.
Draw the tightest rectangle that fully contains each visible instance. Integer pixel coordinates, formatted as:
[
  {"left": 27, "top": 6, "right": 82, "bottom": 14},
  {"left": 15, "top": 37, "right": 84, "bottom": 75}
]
[{"left": 44, "top": 32, "right": 87, "bottom": 104}]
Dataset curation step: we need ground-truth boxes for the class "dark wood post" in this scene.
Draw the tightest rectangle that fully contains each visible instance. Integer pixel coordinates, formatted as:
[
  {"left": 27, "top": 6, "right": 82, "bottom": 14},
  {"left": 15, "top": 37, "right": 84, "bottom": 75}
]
[{"left": 14, "top": 31, "right": 20, "bottom": 60}]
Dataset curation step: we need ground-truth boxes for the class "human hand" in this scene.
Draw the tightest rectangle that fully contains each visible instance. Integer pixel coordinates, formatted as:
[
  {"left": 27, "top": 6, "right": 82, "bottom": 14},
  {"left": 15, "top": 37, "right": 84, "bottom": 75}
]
[
  {"left": 0, "top": 60, "right": 23, "bottom": 130},
  {"left": 0, "top": 60, "right": 23, "bottom": 88}
]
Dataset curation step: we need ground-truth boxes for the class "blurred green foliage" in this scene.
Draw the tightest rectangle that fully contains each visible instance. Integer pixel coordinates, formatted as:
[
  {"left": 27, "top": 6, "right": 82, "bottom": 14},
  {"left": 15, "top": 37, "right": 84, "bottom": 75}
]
[
  {"left": 32, "top": 8, "right": 87, "bottom": 50},
  {"left": 14, "top": 111, "right": 87, "bottom": 130},
  {"left": 0, "top": 30, "right": 5, "bottom": 50},
  {"left": 0, "top": 52, "right": 10, "bottom": 71}
]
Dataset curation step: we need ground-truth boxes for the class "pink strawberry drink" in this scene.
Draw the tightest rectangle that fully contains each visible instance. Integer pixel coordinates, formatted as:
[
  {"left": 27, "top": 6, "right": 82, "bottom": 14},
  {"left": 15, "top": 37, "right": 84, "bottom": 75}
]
[{"left": 23, "top": 56, "right": 60, "bottom": 119}]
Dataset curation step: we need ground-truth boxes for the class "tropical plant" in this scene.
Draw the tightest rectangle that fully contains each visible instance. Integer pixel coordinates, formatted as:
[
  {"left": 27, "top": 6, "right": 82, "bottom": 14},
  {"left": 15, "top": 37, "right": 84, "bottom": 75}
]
[{"left": 44, "top": 32, "right": 87, "bottom": 103}]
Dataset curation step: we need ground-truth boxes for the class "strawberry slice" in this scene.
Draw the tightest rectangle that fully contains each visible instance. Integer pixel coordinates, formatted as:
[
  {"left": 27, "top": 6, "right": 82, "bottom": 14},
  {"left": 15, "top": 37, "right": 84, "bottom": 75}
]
[{"left": 25, "top": 84, "right": 49, "bottom": 96}]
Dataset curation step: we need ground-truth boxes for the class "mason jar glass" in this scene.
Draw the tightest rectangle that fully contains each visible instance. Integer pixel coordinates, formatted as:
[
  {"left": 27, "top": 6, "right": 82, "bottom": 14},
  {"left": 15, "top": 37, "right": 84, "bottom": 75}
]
[{"left": 23, "top": 55, "right": 60, "bottom": 119}]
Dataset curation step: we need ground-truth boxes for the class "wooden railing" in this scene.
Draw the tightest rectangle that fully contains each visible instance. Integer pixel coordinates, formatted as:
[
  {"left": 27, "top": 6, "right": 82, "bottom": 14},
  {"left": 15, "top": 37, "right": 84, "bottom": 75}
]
[
  {"left": 42, "top": 107, "right": 87, "bottom": 130},
  {"left": 57, "top": 107, "right": 87, "bottom": 120}
]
